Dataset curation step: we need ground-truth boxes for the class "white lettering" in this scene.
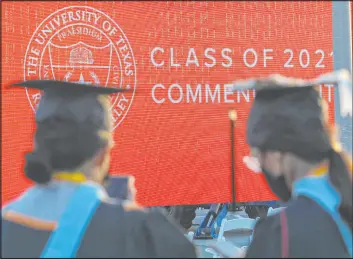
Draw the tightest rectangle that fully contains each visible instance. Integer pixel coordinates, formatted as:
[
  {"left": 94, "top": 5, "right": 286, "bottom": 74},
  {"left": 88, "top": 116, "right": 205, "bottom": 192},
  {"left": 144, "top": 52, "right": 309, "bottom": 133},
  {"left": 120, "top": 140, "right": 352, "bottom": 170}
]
[
  {"left": 27, "top": 56, "right": 39, "bottom": 67},
  {"left": 149, "top": 83, "right": 258, "bottom": 104},
  {"left": 152, "top": 84, "right": 165, "bottom": 104},
  {"left": 168, "top": 84, "right": 183, "bottom": 103},
  {"left": 315, "top": 49, "right": 325, "bottom": 68},
  {"left": 116, "top": 35, "right": 124, "bottom": 46},
  {"left": 151, "top": 47, "right": 165, "bottom": 67},
  {"left": 263, "top": 49, "right": 273, "bottom": 68},
  {"left": 324, "top": 84, "right": 334, "bottom": 103},
  {"left": 205, "top": 84, "right": 221, "bottom": 103},
  {"left": 284, "top": 49, "right": 294, "bottom": 68},
  {"left": 170, "top": 48, "right": 181, "bottom": 67},
  {"left": 94, "top": 14, "right": 102, "bottom": 25},
  {"left": 43, "top": 65, "right": 50, "bottom": 79},
  {"left": 117, "top": 94, "right": 128, "bottom": 110},
  {"left": 109, "top": 27, "right": 117, "bottom": 36},
  {"left": 186, "top": 48, "right": 200, "bottom": 67},
  {"left": 224, "top": 84, "right": 234, "bottom": 103},
  {"left": 67, "top": 11, "right": 76, "bottom": 22},
  {"left": 102, "top": 20, "right": 112, "bottom": 32},
  {"left": 61, "top": 13, "right": 68, "bottom": 24},
  {"left": 112, "top": 65, "right": 120, "bottom": 85},
  {"left": 35, "top": 34, "right": 45, "bottom": 45},
  {"left": 204, "top": 48, "right": 216, "bottom": 68},
  {"left": 243, "top": 48, "right": 258, "bottom": 68},
  {"left": 113, "top": 94, "right": 129, "bottom": 118},
  {"left": 221, "top": 48, "right": 232, "bottom": 68},
  {"left": 31, "top": 47, "right": 40, "bottom": 56},
  {"left": 186, "top": 84, "right": 202, "bottom": 103},
  {"left": 237, "top": 90, "right": 250, "bottom": 103},
  {"left": 299, "top": 49, "right": 310, "bottom": 68}
]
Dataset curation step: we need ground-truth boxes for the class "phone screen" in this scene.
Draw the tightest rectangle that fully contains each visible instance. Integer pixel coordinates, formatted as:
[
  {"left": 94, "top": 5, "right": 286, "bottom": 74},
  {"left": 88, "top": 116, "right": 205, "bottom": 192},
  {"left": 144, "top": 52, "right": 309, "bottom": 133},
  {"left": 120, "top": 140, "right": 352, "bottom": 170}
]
[{"left": 105, "top": 175, "right": 134, "bottom": 201}]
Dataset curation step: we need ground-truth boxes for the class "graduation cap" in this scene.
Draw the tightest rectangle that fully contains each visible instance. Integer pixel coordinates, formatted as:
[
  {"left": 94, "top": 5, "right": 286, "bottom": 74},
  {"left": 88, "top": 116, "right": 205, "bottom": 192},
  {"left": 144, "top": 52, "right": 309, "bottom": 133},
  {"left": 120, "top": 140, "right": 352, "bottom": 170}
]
[
  {"left": 231, "top": 70, "right": 352, "bottom": 117},
  {"left": 11, "top": 80, "right": 129, "bottom": 184},
  {"left": 232, "top": 70, "right": 352, "bottom": 225},
  {"left": 12, "top": 80, "right": 127, "bottom": 93},
  {"left": 12, "top": 80, "right": 128, "bottom": 125},
  {"left": 229, "top": 70, "right": 352, "bottom": 160}
]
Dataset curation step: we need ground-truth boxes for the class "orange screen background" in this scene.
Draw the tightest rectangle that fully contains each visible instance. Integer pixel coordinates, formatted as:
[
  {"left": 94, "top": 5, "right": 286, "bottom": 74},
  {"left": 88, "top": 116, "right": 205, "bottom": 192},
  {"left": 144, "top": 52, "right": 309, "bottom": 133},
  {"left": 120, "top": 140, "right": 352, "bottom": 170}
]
[{"left": 1, "top": 1, "right": 335, "bottom": 207}]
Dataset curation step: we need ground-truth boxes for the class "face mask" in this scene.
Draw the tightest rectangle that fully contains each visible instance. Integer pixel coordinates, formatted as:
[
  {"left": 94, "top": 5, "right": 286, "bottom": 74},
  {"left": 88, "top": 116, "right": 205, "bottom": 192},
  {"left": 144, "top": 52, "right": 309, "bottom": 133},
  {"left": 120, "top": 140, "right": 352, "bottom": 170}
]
[
  {"left": 262, "top": 168, "right": 292, "bottom": 202},
  {"left": 243, "top": 154, "right": 292, "bottom": 202}
]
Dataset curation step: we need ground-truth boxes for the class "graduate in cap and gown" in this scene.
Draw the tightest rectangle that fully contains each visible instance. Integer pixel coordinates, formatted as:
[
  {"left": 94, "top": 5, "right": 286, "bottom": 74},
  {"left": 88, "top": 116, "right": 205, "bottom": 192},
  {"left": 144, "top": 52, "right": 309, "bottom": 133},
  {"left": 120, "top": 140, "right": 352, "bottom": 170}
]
[
  {"left": 232, "top": 71, "right": 352, "bottom": 258},
  {"left": 1, "top": 80, "right": 197, "bottom": 258}
]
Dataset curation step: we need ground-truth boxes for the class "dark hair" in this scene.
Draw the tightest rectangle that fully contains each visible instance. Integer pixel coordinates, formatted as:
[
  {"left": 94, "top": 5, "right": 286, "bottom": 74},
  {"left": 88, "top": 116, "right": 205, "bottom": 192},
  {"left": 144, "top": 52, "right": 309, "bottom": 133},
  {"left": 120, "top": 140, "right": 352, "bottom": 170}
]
[
  {"left": 327, "top": 150, "right": 352, "bottom": 228},
  {"left": 25, "top": 117, "right": 109, "bottom": 184},
  {"left": 323, "top": 117, "right": 352, "bottom": 227}
]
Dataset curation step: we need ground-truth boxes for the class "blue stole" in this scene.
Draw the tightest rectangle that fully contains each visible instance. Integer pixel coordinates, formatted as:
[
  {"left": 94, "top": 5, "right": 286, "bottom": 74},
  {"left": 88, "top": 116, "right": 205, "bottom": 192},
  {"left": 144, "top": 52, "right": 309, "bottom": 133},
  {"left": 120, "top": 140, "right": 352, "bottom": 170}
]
[
  {"left": 293, "top": 175, "right": 352, "bottom": 257},
  {"left": 40, "top": 183, "right": 102, "bottom": 258}
]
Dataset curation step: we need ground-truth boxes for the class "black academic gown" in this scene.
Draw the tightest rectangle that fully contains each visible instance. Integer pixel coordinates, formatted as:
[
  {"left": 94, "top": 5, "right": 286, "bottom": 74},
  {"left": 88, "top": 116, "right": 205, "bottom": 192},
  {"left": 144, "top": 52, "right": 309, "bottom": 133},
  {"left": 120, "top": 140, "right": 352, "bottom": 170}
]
[
  {"left": 1, "top": 181, "right": 197, "bottom": 258},
  {"left": 246, "top": 175, "right": 352, "bottom": 258}
]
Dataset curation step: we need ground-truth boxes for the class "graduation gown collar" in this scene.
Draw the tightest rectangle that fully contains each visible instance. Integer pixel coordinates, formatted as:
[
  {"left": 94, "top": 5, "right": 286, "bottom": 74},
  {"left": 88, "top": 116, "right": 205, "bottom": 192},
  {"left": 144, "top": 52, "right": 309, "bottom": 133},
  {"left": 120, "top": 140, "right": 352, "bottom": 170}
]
[{"left": 292, "top": 174, "right": 352, "bottom": 256}]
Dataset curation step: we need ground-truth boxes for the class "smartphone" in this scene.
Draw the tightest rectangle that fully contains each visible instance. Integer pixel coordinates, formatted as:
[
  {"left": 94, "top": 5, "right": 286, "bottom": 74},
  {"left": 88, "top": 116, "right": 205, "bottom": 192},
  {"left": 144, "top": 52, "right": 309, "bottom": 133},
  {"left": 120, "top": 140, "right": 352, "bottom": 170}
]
[{"left": 104, "top": 175, "right": 136, "bottom": 201}]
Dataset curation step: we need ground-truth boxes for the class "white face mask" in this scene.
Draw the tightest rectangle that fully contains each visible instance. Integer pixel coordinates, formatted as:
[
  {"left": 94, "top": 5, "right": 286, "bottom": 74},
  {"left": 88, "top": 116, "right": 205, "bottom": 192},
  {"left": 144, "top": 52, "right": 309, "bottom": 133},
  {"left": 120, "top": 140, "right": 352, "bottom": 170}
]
[{"left": 243, "top": 155, "right": 262, "bottom": 173}]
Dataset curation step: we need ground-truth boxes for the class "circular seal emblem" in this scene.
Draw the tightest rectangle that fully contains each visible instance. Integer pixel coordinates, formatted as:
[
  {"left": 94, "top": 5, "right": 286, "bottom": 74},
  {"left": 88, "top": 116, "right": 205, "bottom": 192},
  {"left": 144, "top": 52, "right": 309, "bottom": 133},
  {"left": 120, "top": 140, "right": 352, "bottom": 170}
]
[{"left": 24, "top": 6, "right": 137, "bottom": 130}]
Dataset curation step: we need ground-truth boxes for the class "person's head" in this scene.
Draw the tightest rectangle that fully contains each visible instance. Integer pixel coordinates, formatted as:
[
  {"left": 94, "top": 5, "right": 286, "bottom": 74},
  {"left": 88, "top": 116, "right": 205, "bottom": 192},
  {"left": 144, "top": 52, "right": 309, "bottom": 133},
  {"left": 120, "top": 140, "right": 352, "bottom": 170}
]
[
  {"left": 242, "top": 76, "right": 352, "bottom": 225},
  {"left": 250, "top": 98, "right": 351, "bottom": 184},
  {"left": 13, "top": 80, "right": 127, "bottom": 185}
]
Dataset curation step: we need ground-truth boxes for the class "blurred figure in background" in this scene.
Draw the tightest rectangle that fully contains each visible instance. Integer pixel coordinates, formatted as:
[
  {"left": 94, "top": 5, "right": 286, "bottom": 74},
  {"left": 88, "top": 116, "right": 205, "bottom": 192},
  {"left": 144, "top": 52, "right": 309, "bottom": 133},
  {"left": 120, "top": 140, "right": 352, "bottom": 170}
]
[
  {"left": 1, "top": 80, "right": 197, "bottom": 258},
  {"left": 238, "top": 74, "right": 352, "bottom": 258}
]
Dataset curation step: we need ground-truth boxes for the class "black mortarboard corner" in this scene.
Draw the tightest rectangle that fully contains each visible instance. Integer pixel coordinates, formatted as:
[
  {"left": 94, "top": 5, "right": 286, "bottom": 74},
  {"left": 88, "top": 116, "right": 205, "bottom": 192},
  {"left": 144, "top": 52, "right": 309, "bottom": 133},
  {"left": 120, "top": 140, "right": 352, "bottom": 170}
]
[
  {"left": 12, "top": 80, "right": 129, "bottom": 184},
  {"left": 12, "top": 80, "right": 127, "bottom": 123},
  {"left": 231, "top": 70, "right": 352, "bottom": 226}
]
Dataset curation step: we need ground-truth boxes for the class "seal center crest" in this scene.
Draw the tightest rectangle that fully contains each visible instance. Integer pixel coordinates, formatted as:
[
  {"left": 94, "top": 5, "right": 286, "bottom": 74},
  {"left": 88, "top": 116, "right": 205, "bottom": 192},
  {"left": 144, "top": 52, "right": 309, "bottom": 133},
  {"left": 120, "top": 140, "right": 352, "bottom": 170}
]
[{"left": 24, "top": 6, "right": 137, "bottom": 130}]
